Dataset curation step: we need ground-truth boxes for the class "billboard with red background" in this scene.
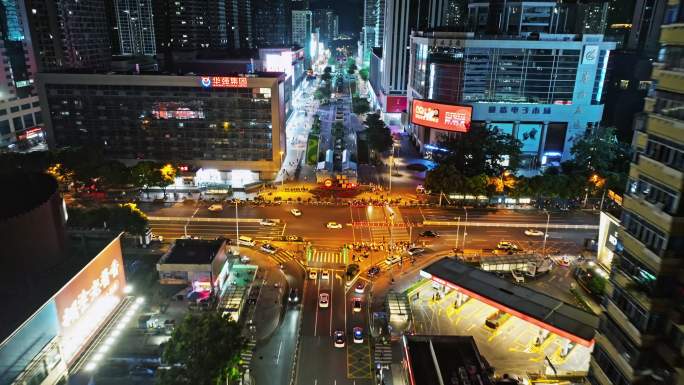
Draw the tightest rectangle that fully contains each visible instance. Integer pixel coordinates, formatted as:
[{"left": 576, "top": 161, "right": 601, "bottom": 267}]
[
  {"left": 54, "top": 236, "right": 126, "bottom": 363},
  {"left": 386, "top": 95, "right": 407, "bottom": 113},
  {"left": 411, "top": 99, "right": 472, "bottom": 132}
]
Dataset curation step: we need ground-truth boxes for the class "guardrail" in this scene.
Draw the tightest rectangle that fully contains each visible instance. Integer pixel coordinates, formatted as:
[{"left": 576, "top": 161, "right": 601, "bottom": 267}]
[
  {"left": 147, "top": 216, "right": 280, "bottom": 223},
  {"left": 422, "top": 220, "right": 598, "bottom": 230}
]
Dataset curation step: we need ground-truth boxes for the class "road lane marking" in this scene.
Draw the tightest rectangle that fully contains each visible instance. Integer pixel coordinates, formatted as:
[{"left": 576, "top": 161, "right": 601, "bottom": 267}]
[
  {"left": 314, "top": 277, "right": 321, "bottom": 336},
  {"left": 275, "top": 339, "right": 283, "bottom": 364},
  {"left": 329, "top": 273, "right": 334, "bottom": 336}
]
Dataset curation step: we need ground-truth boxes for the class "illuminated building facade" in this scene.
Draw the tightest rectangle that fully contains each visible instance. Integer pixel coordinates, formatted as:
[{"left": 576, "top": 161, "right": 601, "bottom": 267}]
[
  {"left": 406, "top": 31, "right": 615, "bottom": 170},
  {"left": 114, "top": 0, "right": 156, "bottom": 56},
  {"left": 587, "top": 5, "right": 684, "bottom": 385},
  {"left": 37, "top": 72, "right": 287, "bottom": 184}
]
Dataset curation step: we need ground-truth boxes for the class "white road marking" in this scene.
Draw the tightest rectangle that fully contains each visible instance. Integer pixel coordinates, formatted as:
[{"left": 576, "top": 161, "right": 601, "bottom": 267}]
[{"left": 275, "top": 340, "right": 283, "bottom": 364}]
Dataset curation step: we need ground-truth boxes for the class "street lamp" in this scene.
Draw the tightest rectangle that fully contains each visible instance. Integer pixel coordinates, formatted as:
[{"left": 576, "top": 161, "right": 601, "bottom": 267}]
[
  {"left": 542, "top": 210, "right": 550, "bottom": 256},
  {"left": 462, "top": 207, "right": 468, "bottom": 250}
]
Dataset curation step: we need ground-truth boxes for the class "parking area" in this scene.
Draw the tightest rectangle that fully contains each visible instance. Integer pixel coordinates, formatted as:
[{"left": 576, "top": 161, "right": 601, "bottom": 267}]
[{"left": 409, "top": 281, "right": 592, "bottom": 377}]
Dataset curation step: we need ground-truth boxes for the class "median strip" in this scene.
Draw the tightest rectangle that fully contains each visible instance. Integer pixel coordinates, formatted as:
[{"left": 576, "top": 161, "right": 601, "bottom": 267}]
[
  {"left": 422, "top": 220, "right": 598, "bottom": 229},
  {"left": 147, "top": 216, "right": 280, "bottom": 223}
]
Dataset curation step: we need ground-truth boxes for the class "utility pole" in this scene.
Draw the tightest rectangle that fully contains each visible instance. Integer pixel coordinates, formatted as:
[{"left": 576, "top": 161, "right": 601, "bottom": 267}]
[
  {"left": 462, "top": 208, "right": 468, "bottom": 250},
  {"left": 542, "top": 210, "right": 550, "bottom": 256},
  {"left": 235, "top": 200, "right": 240, "bottom": 255},
  {"left": 455, "top": 216, "right": 460, "bottom": 251}
]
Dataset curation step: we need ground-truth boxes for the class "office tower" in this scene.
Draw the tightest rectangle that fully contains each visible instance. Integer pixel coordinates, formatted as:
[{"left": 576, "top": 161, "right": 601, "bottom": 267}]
[
  {"left": 0, "top": 0, "right": 41, "bottom": 146},
  {"left": 24, "top": 0, "right": 111, "bottom": 71},
  {"left": 362, "top": 0, "right": 377, "bottom": 60},
  {"left": 587, "top": 6, "right": 684, "bottom": 385},
  {"left": 381, "top": 0, "right": 447, "bottom": 96},
  {"left": 114, "top": 0, "right": 156, "bottom": 56},
  {"left": 313, "top": 8, "right": 338, "bottom": 44},
  {"left": 252, "top": 0, "right": 291, "bottom": 47},
  {"left": 292, "top": 10, "right": 312, "bottom": 47},
  {"left": 228, "top": 0, "right": 253, "bottom": 49},
  {"left": 375, "top": 0, "right": 384, "bottom": 47},
  {"left": 444, "top": 0, "right": 467, "bottom": 28},
  {"left": 406, "top": 31, "right": 614, "bottom": 168},
  {"left": 291, "top": 0, "right": 309, "bottom": 11},
  {"left": 153, "top": 0, "right": 214, "bottom": 50}
]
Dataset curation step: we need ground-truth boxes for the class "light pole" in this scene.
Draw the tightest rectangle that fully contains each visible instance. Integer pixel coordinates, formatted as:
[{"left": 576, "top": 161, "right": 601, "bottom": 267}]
[
  {"left": 455, "top": 216, "right": 460, "bottom": 251},
  {"left": 235, "top": 199, "right": 240, "bottom": 256},
  {"left": 542, "top": 210, "right": 550, "bottom": 256},
  {"left": 462, "top": 207, "right": 468, "bottom": 250},
  {"left": 279, "top": 150, "right": 285, "bottom": 186},
  {"left": 388, "top": 155, "right": 393, "bottom": 193}
]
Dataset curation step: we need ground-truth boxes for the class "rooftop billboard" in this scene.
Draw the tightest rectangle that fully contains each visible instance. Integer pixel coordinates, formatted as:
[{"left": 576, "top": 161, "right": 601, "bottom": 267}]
[{"left": 411, "top": 99, "right": 472, "bottom": 132}]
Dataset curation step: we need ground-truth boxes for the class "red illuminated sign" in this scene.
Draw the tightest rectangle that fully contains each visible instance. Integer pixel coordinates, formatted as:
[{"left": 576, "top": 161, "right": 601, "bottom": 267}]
[
  {"left": 200, "top": 76, "right": 248, "bottom": 88},
  {"left": 411, "top": 99, "right": 472, "bottom": 132},
  {"left": 386, "top": 95, "right": 407, "bottom": 113}
]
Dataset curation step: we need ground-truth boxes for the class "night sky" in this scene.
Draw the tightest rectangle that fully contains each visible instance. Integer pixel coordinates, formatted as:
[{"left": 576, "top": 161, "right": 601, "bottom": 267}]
[{"left": 310, "top": 0, "right": 364, "bottom": 34}]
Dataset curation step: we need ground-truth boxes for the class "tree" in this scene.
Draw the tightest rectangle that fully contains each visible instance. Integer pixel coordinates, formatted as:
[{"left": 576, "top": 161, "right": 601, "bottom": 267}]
[
  {"left": 131, "top": 161, "right": 162, "bottom": 196},
  {"left": 159, "top": 163, "right": 177, "bottom": 197},
  {"left": 323, "top": 66, "right": 332, "bottom": 74},
  {"left": 433, "top": 124, "right": 522, "bottom": 178},
  {"left": 424, "top": 163, "right": 464, "bottom": 194},
  {"left": 352, "top": 96, "right": 370, "bottom": 114},
  {"left": 359, "top": 68, "right": 369, "bottom": 81},
  {"left": 320, "top": 72, "right": 332, "bottom": 82},
  {"left": 364, "top": 113, "right": 393, "bottom": 157},
  {"left": 108, "top": 203, "right": 149, "bottom": 235},
  {"left": 157, "top": 312, "right": 245, "bottom": 385},
  {"left": 314, "top": 86, "right": 331, "bottom": 101},
  {"left": 570, "top": 127, "right": 625, "bottom": 177},
  {"left": 96, "top": 160, "right": 132, "bottom": 188}
]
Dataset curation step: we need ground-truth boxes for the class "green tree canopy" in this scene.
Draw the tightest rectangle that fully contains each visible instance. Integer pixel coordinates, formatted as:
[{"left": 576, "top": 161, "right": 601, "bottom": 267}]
[
  {"left": 352, "top": 96, "right": 370, "bottom": 114},
  {"left": 157, "top": 312, "right": 245, "bottom": 385},
  {"left": 364, "top": 113, "right": 393, "bottom": 156},
  {"left": 433, "top": 124, "right": 522, "bottom": 178},
  {"left": 359, "top": 68, "right": 369, "bottom": 81}
]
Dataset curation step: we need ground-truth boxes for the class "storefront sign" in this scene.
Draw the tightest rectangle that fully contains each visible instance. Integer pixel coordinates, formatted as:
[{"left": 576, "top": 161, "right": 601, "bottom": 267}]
[
  {"left": 200, "top": 76, "right": 248, "bottom": 88},
  {"left": 386, "top": 95, "right": 407, "bottom": 113},
  {"left": 412, "top": 99, "right": 471, "bottom": 132},
  {"left": 487, "top": 105, "right": 552, "bottom": 115},
  {"left": 583, "top": 45, "right": 599, "bottom": 64}
]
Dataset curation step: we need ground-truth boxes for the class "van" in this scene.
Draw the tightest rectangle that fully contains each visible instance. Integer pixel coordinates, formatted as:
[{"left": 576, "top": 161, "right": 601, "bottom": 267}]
[{"left": 238, "top": 235, "right": 256, "bottom": 247}]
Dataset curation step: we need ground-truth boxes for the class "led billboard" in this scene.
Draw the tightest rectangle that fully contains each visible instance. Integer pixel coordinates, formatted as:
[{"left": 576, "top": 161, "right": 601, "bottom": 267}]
[
  {"left": 54, "top": 236, "right": 126, "bottom": 363},
  {"left": 411, "top": 99, "right": 472, "bottom": 132}
]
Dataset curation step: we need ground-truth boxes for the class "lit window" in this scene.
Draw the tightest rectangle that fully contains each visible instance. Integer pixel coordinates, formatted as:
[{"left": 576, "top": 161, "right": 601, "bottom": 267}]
[{"left": 619, "top": 80, "right": 629, "bottom": 90}]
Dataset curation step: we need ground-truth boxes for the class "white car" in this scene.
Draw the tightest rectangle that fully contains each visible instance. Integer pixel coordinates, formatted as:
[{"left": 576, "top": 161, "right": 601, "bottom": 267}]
[
  {"left": 525, "top": 229, "right": 545, "bottom": 237},
  {"left": 326, "top": 221, "right": 343, "bottom": 229},
  {"left": 260, "top": 219, "right": 277, "bottom": 226},
  {"left": 150, "top": 234, "right": 164, "bottom": 243},
  {"left": 208, "top": 204, "right": 223, "bottom": 212},
  {"left": 385, "top": 255, "right": 401, "bottom": 265},
  {"left": 319, "top": 293, "right": 329, "bottom": 308},
  {"left": 290, "top": 208, "right": 302, "bottom": 217},
  {"left": 354, "top": 282, "right": 365, "bottom": 294},
  {"left": 260, "top": 243, "right": 277, "bottom": 254},
  {"left": 353, "top": 327, "right": 364, "bottom": 343},
  {"left": 407, "top": 247, "right": 424, "bottom": 256},
  {"left": 321, "top": 270, "right": 330, "bottom": 280},
  {"left": 334, "top": 331, "right": 346, "bottom": 348},
  {"left": 309, "top": 270, "right": 318, "bottom": 280}
]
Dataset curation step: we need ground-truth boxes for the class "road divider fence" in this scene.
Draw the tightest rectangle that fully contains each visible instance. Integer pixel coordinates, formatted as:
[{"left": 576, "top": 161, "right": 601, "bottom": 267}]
[
  {"left": 147, "top": 216, "right": 281, "bottom": 223},
  {"left": 422, "top": 220, "right": 598, "bottom": 229}
]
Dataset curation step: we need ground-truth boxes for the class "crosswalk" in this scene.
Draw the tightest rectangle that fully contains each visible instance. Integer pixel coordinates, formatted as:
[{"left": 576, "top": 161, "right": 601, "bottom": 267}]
[
  {"left": 311, "top": 250, "right": 346, "bottom": 264},
  {"left": 241, "top": 338, "right": 257, "bottom": 369},
  {"left": 271, "top": 249, "right": 296, "bottom": 264},
  {"left": 373, "top": 343, "right": 393, "bottom": 366}
]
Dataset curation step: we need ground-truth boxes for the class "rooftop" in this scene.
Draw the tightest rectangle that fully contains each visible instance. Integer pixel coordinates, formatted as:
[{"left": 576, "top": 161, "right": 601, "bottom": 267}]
[
  {"left": 421, "top": 258, "right": 599, "bottom": 345},
  {"left": 162, "top": 238, "right": 227, "bottom": 265},
  {"left": 403, "top": 335, "right": 494, "bottom": 385}
]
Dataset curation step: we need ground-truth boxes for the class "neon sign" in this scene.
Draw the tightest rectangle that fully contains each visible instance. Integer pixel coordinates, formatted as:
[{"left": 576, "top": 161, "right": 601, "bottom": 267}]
[
  {"left": 200, "top": 76, "right": 248, "bottom": 88},
  {"left": 61, "top": 259, "right": 121, "bottom": 328}
]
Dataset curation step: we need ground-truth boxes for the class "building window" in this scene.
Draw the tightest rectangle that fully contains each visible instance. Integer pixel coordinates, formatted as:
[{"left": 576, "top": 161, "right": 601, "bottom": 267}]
[
  {"left": 638, "top": 81, "right": 651, "bottom": 91},
  {"left": 0, "top": 120, "right": 10, "bottom": 135},
  {"left": 645, "top": 136, "right": 684, "bottom": 171},
  {"left": 592, "top": 345, "right": 631, "bottom": 385},
  {"left": 608, "top": 285, "right": 663, "bottom": 333},
  {"left": 619, "top": 80, "right": 629, "bottom": 90},
  {"left": 12, "top": 116, "right": 23, "bottom": 131},
  {"left": 627, "top": 176, "right": 680, "bottom": 215},
  {"left": 621, "top": 211, "right": 667, "bottom": 254},
  {"left": 10, "top": 106, "right": 19, "bottom": 113}
]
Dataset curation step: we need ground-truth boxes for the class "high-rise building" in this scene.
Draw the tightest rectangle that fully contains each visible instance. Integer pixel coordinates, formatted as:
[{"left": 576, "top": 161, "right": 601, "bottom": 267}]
[
  {"left": 0, "top": 0, "right": 42, "bottom": 147},
  {"left": 587, "top": 5, "right": 684, "bottom": 385},
  {"left": 362, "top": 0, "right": 378, "bottom": 61},
  {"left": 228, "top": 0, "right": 253, "bottom": 49},
  {"left": 444, "top": 0, "right": 467, "bottom": 28},
  {"left": 292, "top": 10, "right": 312, "bottom": 48},
  {"left": 375, "top": 0, "right": 385, "bottom": 47},
  {"left": 252, "top": 0, "right": 291, "bottom": 47},
  {"left": 24, "top": 0, "right": 111, "bottom": 71},
  {"left": 406, "top": 31, "right": 614, "bottom": 169},
  {"left": 380, "top": 0, "right": 447, "bottom": 100},
  {"left": 114, "top": 0, "right": 156, "bottom": 56},
  {"left": 312, "top": 8, "right": 339, "bottom": 44}
]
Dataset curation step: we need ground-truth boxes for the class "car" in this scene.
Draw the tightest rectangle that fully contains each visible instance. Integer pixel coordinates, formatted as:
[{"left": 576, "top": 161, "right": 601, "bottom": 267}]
[
  {"left": 150, "top": 234, "right": 164, "bottom": 243},
  {"left": 326, "top": 221, "right": 343, "bottom": 229},
  {"left": 524, "top": 229, "right": 545, "bottom": 237},
  {"left": 288, "top": 288, "right": 299, "bottom": 303},
  {"left": 419, "top": 230, "right": 439, "bottom": 237},
  {"left": 353, "top": 327, "right": 364, "bottom": 343},
  {"left": 352, "top": 298, "right": 362, "bottom": 312},
  {"left": 321, "top": 270, "right": 330, "bottom": 280},
  {"left": 367, "top": 266, "right": 380, "bottom": 277},
  {"left": 355, "top": 282, "right": 365, "bottom": 294},
  {"left": 334, "top": 330, "right": 346, "bottom": 348},
  {"left": 407, "top": 247, "right": 424, "bottom": 256},
  {"left": 385, "top": 255, "right": 401, "bottom": 265},
  {"left": 240, "top": 255, "right": 250, "bottom": 263},
  {"left": 260, "top": 219, "right": 277, "bottom": 226},
  {"left": 309, "top": 270, "right": 318, "bottom": 280},
  {"left": 496, "top": 241, "right": 518, "bottom": 251},
  {"left": 290, "top": 208, "right": 302, "bottom": 217},
  {"left": 319, "top": 293, "right": 329, "bottom": 308},
  {"left": 208, "top": 204, "right": 223, "bottom": 212},
  {"left": 260, "top": 243, "right": 277, "bottom": 254}
]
